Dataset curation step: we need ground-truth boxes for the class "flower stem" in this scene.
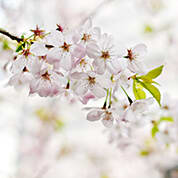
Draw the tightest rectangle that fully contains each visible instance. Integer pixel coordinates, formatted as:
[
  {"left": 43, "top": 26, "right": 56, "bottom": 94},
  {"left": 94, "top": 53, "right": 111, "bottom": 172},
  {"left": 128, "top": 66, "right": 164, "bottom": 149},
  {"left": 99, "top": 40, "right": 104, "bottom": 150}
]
[
  {"left": 102, "top": 89, "right": 109, "bottom": 109},
  {"left": 108, "top": 88, "right": 112, "bottom": 108},
  {"left": 121, "top": 86, "right": 133, "bottom": 105}
]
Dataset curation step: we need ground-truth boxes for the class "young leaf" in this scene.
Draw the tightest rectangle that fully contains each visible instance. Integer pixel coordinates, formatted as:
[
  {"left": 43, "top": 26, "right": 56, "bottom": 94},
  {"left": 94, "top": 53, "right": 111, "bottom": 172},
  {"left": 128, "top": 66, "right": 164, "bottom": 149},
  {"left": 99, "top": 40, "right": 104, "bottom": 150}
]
[
  {"left": 151, "top": 125, "right": 159, "bottom": 138},
  {"left": 159, "top": 116, "right": 174, "bottom": 124},
  {"left": 55, "top": 119, "right": 64, "bottom": 131},
  {"left": 133, "top": 80, "right": 146, "bottom": 100},
  {"left": 144, "top": 65, "right": 164, "bottom": 79},
  {"left": 3, "top": 40, "right": 10, "bottom": 50},
  {"left": 16, "top": 44, "right": 23, "bottom": 52},
  {"left": 137, "top": 80, "right": 161, "bottom": 106},
  {"left": 140, "top": 150, "right": 150, "bottom": 156}
]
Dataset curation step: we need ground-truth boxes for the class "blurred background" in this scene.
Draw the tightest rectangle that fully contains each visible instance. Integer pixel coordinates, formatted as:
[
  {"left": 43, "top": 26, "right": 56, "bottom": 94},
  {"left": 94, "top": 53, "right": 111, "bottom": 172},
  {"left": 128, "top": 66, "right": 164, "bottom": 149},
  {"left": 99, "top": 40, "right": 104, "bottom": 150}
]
[{"left": 0, "top": 0, "right": 178, "bottom": 178}]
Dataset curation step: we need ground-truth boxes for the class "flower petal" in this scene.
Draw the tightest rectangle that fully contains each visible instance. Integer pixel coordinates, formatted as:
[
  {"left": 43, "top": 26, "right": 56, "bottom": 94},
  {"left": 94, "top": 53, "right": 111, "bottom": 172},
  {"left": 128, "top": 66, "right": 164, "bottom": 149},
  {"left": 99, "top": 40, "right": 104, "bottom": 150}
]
[
  {"left": 87, "top": 110, "right": 103, "bottom": 121},
  {"left": 90, "top": 83, "right": 105, "bottom": 98},
  {"left": 30, "top": 42, "right": 48, "bottom": 56},
  {"left": 132, "top": 43, "right": 147, "bottom": 57}
]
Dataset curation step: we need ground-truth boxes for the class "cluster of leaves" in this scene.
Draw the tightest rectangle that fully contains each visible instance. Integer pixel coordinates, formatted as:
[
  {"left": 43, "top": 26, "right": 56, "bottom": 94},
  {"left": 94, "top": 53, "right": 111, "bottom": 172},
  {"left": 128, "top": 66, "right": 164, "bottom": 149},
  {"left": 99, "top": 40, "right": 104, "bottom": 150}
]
[{"left": 133, "top": 65, "right": 163, "bottom": 106}]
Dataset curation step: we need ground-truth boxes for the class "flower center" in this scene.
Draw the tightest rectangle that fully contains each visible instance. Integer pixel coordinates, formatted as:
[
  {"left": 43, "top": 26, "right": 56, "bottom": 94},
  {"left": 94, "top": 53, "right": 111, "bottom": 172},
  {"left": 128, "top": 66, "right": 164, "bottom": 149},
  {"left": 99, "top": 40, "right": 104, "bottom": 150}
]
[
  {"left": 88, "top": 76, "right": 96, "bottom": 85},
  {"left": 127, "top": 49, "right": 136, "bottom": 61},
  {"left": 123, "top": 104, "right": 128, "bottom": 110},
  {"left": 22, "top": 66, "right": 29, "bottom": 72},
  {"left": 163, "top": 105, "right": 169, "bottom": 110},
  {"left": 80, "top": 58, "right": 87, "bottom": 66},
  {"left": 105, "top": 111, "right": 112, "bottom": 120},
  {"left": 31, "top": 25, "right": 44, "bottom": 38},
  {"left": 164, "top": 130, "right": 169, "bottom": 135},
  {"left": 22, "top": 49, "right": 31, "bottom": 57},
  {"left": 61, "top": 42, "right": 71, "bottom": 52},
  {"left": 42, "top": 71, "right": 50, "bottom": 80},
  {"left": 101, "top": 51, "right": 110, "bottom": 60},
  {"left": 56, "top": 24, "right": 63, "bottom": 32},
  {"left": 81, "top": 34, "right": 91, "bottom": 42},
  {"left": 39, "top": 55, "right": 47, "bottom": 61}
]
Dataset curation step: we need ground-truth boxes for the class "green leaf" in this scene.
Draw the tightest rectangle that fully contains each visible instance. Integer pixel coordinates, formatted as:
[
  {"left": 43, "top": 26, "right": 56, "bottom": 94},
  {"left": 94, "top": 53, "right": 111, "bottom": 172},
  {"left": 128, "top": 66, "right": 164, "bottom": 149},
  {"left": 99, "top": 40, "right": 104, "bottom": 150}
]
[
  {"left": 139, "top": 75, "right": 153, "bottom": 83},
  {"left": 144, "top": 65, "right": 164, "bottom": 79},
  {"left": 159, "top": 116, "right": 174, "bottom": 124},
  {"left": 16, "top": 44, "right": 23, "bottom": 52},
  {"left": 133, "top": 80, "right": 146, "bottom": 100},
  {"left": 55, "top": 119, "right": 64, "bottom": 131},
  {"left": 152, "top": 125, "right": 159, "bottom": 138},
  {"left": 140, "top": 150, "right": 150, "bottom": 156},
  {"left": 144, "top": 24, "right": 153, "bottom": 33},
  {"left": 137, "top": 80, "right": 161, "bottom": 106},
  {"left": 2, "top": 40, "right": 10, "bottom": 50}
]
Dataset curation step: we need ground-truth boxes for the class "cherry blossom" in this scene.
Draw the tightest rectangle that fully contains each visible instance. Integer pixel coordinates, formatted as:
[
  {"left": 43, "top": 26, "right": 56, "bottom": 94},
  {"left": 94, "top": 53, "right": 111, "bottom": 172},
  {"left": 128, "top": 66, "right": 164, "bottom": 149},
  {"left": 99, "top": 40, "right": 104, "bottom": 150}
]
[
  {"left": 74, "top": 18, "right": 101, "bottom": 45},
  {"left": 123, "top": 43, "right": 147, "bottom": 74},
  {"left": 71, "top": 71, "right": 110, "bottom": 98},
  {"left": 29, "top": 60, "right": 64, "bottom": 97},
  {"left": 11, "top": 49, "right": 35, "bottom": 74},
  {"left": 86, "top": 33, "right": 122, "bottom": 74},
  {"left": 85, "top": 107, "right": 116, "bottom": 128},
  {"left": 2, "top": 18, "right": 164, "bottom": 134},
  {"left": 45, "top": 30, "right": 74, "bottom": 71}
]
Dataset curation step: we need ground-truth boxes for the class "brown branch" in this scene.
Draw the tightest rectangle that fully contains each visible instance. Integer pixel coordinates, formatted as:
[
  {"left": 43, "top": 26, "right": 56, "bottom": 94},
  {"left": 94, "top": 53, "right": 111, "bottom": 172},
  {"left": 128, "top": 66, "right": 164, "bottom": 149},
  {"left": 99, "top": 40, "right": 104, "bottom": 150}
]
[{"left": 0, "top": 28, "right": 23, "bottom": 43}]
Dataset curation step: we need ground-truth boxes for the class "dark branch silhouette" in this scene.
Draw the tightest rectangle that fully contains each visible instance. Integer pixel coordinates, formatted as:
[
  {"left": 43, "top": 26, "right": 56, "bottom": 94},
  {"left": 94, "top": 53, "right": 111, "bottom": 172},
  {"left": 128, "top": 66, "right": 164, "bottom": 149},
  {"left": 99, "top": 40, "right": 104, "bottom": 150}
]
[
  {"left": 0, "top": 28, "right": 23, "bottom": 42},
  {"left": 0, "top": 29, "right": 54, "bottom": 49}
]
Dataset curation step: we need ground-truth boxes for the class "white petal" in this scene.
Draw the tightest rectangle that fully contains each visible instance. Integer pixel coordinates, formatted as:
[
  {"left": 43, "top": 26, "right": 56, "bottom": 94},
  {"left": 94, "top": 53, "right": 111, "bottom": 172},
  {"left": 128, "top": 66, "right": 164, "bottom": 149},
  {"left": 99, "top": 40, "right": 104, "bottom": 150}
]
[
  {"left": 131, "top": 98, "right": 153, "bottom": 113},
  {"left": 93, "top": 58, "right": 106, "bottom": 75},
  {"left": 86, "top": 42, "right": 100, "bottom": 59},
  {"left": 73, "top": 80, "right": 88, "bottom": 96},
  {"left": 45, "top": 30, "right": 63, "bottom": 47},
  {"left": 97, "top": 76, "right": 112, "bottom": 89},
  {"left": 72, "top": 44, "right": 86, "bottom": 59},
  {"left": 90, "top": 83, "right": 105, "bottom": 98},
  {"left": 132, "top": 43, "right": 147, "bottom": 57},
  {"left": 70, "top": 72, "right": 87, "bottom": 80},
  {"left": 92, "top": 27, "right": 101, "bottom": 40},
  {"left": 60, "top": 53, "right": 72, "bottom": 71},
  {"left": 80, "top": 93, "right": 95, "bottom": 104},
  {"left": 87, "top": 110, "right": 103, "bottom": 121},
  {"left": 11, "top": 55, "right": 26, "bottom": 73},
  {"left": 102, "top": 114, "right": 114, "bottom": 128},
  {"left": 30, "top": 42, "right": 48, "bottom": 56},
  {"left": 128, "top": 60, "right": 146, "bottom": 74}
]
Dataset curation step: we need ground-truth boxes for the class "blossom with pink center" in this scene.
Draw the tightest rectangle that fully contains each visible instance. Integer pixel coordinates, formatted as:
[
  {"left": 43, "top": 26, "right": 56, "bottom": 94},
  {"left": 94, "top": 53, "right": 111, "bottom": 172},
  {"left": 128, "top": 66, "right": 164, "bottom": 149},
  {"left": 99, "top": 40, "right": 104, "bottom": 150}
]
[
  {"left": 74, "top": 18, "right": 101, "bottom": 45},
  {"left": 45, "top": 30, "right": 85, "bottom": 71},
  {"left": 84, "top": 107, "right": 116, "bottom": 128},
  {"left": 29, "top": 60, "right": 64, "bottom": 97},
  {"left": 123, "top": 43, "right": 147, "bottom": 74},
  {"left": 71, "top": 71, "right": 111, "bottom": 98},
  {"left": 11, "top": 49, "right": 35, "bottom": 74},
  {"left": 86, "top": 33, "right": 122, "bottom": 74}
]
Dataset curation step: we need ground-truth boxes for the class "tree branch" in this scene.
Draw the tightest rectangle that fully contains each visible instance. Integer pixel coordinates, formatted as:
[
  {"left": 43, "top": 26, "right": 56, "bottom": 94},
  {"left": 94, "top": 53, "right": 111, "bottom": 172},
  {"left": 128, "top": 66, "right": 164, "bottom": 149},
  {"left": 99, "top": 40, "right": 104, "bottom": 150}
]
[{"left": 0, "top": 28, "right": 23, "bottom": 43}]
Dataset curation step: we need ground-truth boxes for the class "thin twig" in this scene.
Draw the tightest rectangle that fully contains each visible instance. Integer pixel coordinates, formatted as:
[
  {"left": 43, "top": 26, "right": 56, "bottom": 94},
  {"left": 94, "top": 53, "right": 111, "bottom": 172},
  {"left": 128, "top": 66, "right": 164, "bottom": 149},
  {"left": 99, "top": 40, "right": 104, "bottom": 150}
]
[{"left": 0, "top": 28, "right": 23, "bottom": 42}]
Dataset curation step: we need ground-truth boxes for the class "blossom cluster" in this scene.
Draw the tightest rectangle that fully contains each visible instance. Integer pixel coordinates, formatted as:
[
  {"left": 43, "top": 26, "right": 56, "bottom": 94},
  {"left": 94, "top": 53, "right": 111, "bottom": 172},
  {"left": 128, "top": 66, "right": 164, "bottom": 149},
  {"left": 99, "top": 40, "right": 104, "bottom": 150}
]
[{"left": 7, "top": 18, "right": 162, "bottom": 129}]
